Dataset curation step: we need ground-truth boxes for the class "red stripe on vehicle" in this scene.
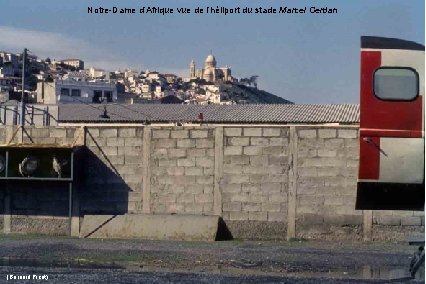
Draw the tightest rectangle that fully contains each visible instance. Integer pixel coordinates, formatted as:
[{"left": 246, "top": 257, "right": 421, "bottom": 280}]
[
  {"left": 360, "top": 129, "right": 423, "bottom": 138},
  {"left": 359, "top": 51, "right": 381, "bottom": 180}
]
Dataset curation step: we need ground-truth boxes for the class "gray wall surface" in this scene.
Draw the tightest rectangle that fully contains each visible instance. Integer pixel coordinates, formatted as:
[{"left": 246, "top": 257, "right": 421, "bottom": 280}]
[{"left": 0, "top": 125, "right": 423, "bottom": 240}]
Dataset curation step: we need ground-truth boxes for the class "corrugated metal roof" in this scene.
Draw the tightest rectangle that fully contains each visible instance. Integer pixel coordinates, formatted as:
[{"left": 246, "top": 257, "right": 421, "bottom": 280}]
[{"left": 58, "top": 103, "right": 360, "bottom": 124}]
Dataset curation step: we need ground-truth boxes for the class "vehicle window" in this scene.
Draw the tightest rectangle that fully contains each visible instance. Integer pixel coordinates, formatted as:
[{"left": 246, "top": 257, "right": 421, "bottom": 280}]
[{"left": 374, "top": 68, "right": 418, "bottom": 101}]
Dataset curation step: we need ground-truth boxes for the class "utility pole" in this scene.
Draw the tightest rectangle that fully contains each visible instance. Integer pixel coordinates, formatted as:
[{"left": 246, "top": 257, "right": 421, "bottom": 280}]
[{"left": 20, "top": 48, "right": 27, "bottom": 143}]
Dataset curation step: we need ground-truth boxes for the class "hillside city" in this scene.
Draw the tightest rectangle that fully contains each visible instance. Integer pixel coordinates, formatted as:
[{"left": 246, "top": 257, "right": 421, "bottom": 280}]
[{"left": 0, "top": 50, "right": 292, "bottom": 105}]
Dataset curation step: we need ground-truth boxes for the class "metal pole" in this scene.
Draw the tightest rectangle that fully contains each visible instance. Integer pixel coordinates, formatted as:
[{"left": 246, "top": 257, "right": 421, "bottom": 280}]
[{"left": 20, "top": 48, "right": 27, "bottom": 143}]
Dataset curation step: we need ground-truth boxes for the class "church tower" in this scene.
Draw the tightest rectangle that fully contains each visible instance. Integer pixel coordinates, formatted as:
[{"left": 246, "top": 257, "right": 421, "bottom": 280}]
[{"left": 190, "top": 60, "right": 196, "bottom": 79}]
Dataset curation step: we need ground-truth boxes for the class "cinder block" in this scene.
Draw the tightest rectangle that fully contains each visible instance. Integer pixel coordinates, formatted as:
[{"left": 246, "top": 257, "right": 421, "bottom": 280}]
[
  {"left": 269, "top": 156, "right": 288, "bottom": 166},
  {"left": 268, "top": 212, "right": 286, "bottom": 222},
  {"left": 262, "top": 202, "right": 281, "bottom": 212},
  {"left": 318, "top": 129, "right": 337, "bottom": 138},
  {"left": 166, "top": 167, "right": 185, "bottom": 176},
  {"left": 99, "top": 128, "right": 118, "bottom": 138},
  {"left": 171, "top": 130, "right": 189, "bottom": 139},
  {"left": 261, "top": 183, "right": 282, "bottom": 193},
  {"left": 243, "top": 128, "right": 262, "bottom": 137},
  {"left": 241, "top": 184, "right": 260, "bottom": 193},
  {"left": 184, "top": 203, "right": 204, "bottom": 214},
  {"left": 243, "top": 146, "right": 263, "bottom": 155},
  {"left": 269, "top": 193, "right": 287, "bottom": 203},
  {"left": 338, "top": 129, "right": 358, "bottom": 138},
  {"left": 228, "top": 137, "right": 250, "bottom": 146},
  {"left": 250, "top": 137, "right": 270, "bottom": 146},
  {"left": 50, "top": 128, "right": 67, "bottom": 138},
  {"left": 263, "top": 146, "right": 286, "bottom": 156},
  {"left": 224, "top": 128, "right": 242, "bottom": 137},
  {"left": 158, "top": 158, "right": 177, "bottom": 167},
  {"left": 206, "top": 148, "right": 215, "bottom": 157},
  {"left": 203, "top": 185, "right": 214, "bottom": 194},
  {"left": 196, "top": 138, "right": 214, "bottom": 148},
  {"left": 124, "top": 137, "right": 142, "bottom": 146},
  {"left": 263, "top": 128, "right": 281, "bottom": 137},
  {"left": 152, "top": 148, "right": 167, "bottom": 158},
  {"left": 317, "top": 149, "right": 337, "bottom": 157},
  {"left": 269, "top": 138, "right": 288, "bottom": 146},
  {"left": 185, "top": 167, "right": 203, "bottom": 176},
  {"left": 298, "top": 167, "right": 317, "bottom": 177},
  {"left": 186, "top": 185, "right": 204, "bottom": 194},
  {"left": 203, "top": 167, "right": 214, "bottom": 175},
  {"left": 242, "top": 202, "right": 262, "bottom": 212},
  {"left": 168, "top": 148, "right": 187, "bottom": 158},
  {"left": 223, "top": 174, "right": 249, "bottom": 184},
  {"left": 377, "top": 215, "right": 401, "bottom": 226},
  {"left": 195, "top": 194, "right": 213, "bottom": 203},
  {"left": 221, "top": 184, "right": 242, "bottom": 193},
  {"left": 118, "top": 128, "right": 136, "bottom": 137},
  {"left": 177, "top": 158, "right": 195, "bottom": 167},
  {"left": 298, "top": 129, "right": 317, "bottom": 139},
  {"left": 175, "top": 175, "right": 196, "bottom": 185},
  {"left": 190, "top": 130, "right": 209, "bottom": 138},
  {"left": 249, "top": 212, "right": 268, "bottom": 221},
  {"left": 106, "top": 138, "right": 125, "bottom": 147},
  {"left": 187, "top": 148, "right": 206, "bottom": 157},
  {"left": 32, "top": 128, "right": 50, "bottom": 138},
  {"left": 195, "top": 156, "right": 214, "bottom": 168},
  {"left": 231, "top": 193, "right": 250, "bottom": 202},
  {"left": 177, "top": 139, "right": 196, "bottom": 148},
  {"left": 102, "top": 147, "right": 118, "bottom": 156},
  {"left": 230, "top": 156, "right": 250, "bottom": 165},
  {"left": 401, "top": 217, "right": 422, "bottom": 226},
  {"left": 224, "top": 146, "right": 243, "bottom": 156},
  {"left": 243, "top": 165, "right": 267, "bottom": 174},
  {"left": 154, "top": 139, "right": 176, "bottom": 148},
  {"left": 152, "top": 130, "right": 170, "bottom": 139},
  {"left": 324, "top": 138, "right": 344, "bottom": 148},
  {"left": 229, "top": 212, "right": 248, "bottom": 221},
  {"left": 196, "top": 176, "right": 213, "bottom": 185},
  {"left": 249, "top": 155, "right": 268, "bottom": 165}
]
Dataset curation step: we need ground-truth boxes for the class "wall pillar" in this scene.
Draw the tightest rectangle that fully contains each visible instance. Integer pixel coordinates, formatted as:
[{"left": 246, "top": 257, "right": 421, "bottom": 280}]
[
  {"left": 142, "top": 126, "right": 152, "bottom": 213},
  {"left": 363, "top": 210, "right": 373, "bottom": 241},
  {"left": 3, "top": 187, "right": 11, "bottom": 234},
  {"left": 214, "top": 127, "right": 224, "bottom": 216},
  {"left": 287, "top": 126, "right": 298, "bottom": 240},
  {"left": 70, "top": 185, "right": 80, "bottom": 237}
]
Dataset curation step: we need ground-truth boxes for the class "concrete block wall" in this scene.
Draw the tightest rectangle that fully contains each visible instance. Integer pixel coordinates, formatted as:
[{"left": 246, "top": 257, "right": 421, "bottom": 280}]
[
  {"left": 296, "top": 128, "right": 362, "bottom": 238},
  {"left": 222, "top": 127, "right": 289, "bottom": 222},
  {"left": 150, "top": 127, "right": 215, "bottom": 215},
  {"left": 0, "top": 125, "right": 423, "bottom": 240},
  {"left": 84, "top": 127, "right": 144, "bottom": 214}
]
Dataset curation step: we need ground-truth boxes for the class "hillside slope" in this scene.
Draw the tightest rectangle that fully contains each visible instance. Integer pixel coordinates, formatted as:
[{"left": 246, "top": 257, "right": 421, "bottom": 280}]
[{"left": 222, "top": 84, "right": 293, "bottom": 104}]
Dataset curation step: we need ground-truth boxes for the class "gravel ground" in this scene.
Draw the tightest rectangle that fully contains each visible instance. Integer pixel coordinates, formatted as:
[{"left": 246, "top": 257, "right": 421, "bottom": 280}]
[{"left": 0, "top": 235, "right": 423, "bottom": 283}]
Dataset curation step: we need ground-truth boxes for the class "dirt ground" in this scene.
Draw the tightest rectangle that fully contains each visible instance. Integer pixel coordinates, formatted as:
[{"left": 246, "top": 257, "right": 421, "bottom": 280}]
[{"left": 0, "top": 235, "right": 423, "bottom": 283}]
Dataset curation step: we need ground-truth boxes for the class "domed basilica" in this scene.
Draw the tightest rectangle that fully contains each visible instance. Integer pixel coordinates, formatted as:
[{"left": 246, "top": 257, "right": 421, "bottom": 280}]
[{"left": 190, "top": 54, "right": 232, "bottom": 82}]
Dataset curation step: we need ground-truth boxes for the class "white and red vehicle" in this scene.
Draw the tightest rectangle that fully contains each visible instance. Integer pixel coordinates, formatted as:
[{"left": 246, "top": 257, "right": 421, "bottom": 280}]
[{"left": 356, "top": 36, "right": 424, "bottom": 211}]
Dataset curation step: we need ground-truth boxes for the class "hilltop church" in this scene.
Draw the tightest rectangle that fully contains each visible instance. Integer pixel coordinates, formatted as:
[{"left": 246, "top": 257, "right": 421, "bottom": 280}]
[{"left": 190, "top": 54, "right": 232, "bottom": 82}]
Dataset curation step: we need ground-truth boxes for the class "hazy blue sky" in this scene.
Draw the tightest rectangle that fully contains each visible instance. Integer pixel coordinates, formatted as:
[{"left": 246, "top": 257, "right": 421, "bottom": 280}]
[{"left": 0, "top": 0, "right": 424, "bottom": 103}]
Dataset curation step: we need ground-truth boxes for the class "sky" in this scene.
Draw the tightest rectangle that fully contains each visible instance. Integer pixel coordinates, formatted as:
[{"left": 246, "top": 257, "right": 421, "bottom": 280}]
[{"left": 0, "top": 0, "right": 424, "bottom": 103}]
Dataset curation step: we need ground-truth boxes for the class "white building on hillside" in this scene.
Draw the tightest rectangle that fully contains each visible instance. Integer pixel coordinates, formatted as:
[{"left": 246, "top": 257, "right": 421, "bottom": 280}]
[{"left": 36, "top": 79, "right": 117, "bottom": 104}]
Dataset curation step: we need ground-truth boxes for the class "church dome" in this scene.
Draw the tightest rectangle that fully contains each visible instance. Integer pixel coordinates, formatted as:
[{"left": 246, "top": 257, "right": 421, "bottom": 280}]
[{"left": 205, "top": 54, "right": 216, "bottom": 67}]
